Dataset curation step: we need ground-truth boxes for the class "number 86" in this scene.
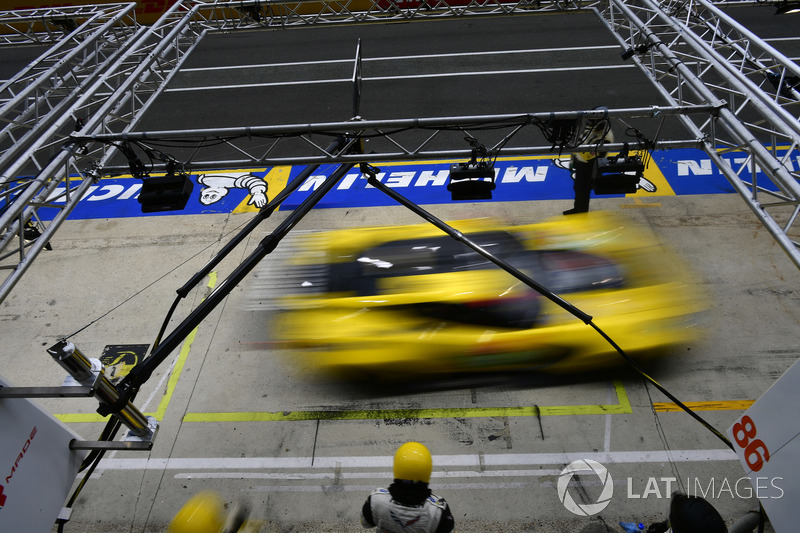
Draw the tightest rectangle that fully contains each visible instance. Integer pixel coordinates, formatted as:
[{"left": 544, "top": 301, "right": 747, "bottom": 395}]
[{"left": 732, "top": 415, "right": 770, "bottom": 472}]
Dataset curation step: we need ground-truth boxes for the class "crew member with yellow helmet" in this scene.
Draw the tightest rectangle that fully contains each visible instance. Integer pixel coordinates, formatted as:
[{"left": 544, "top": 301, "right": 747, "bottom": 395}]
[
  {"left": 360, "top": 442, "right": 455, "bottom": 533},
  {"left": 168, "top": 491, "right": 248, "bottom": 533}
]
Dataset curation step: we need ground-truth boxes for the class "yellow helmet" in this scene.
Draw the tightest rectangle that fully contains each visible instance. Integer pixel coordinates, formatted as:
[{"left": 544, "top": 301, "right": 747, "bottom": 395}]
[
  {"left": 168, "top": 491, "right": 225, "bottom": 533},
  {"left": 393, "top": 442, "right": 432, "bottom": 483}
]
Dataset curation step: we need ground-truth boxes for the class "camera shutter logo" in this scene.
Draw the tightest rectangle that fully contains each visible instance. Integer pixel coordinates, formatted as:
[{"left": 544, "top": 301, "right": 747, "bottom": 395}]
[{"left": 557, "top": 459, "right": 614, "bottom": 516}]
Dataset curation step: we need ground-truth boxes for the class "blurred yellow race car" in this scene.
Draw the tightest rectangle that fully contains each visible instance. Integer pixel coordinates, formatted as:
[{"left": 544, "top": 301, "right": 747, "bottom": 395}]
[{"left": 262, "top": 212, "right": 705, "bottom": 381}]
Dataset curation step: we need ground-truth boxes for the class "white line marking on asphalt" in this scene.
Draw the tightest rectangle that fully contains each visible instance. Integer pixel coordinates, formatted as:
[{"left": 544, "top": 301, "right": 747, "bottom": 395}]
[
  {"left": 166, "top": 64, "right": 635, "bottom": 92},
  {"left": 174, "top": 469, "right": 564, "bottom": 480},
  {"left": 97, "top": 449, "right": 737, "bottom": 471},
  {"left": 179, "top": 45, "right": 621, "bottom": 73},
  {"left": 241, "top": 483, "right": 539, "bottom": 492},
  {"left": 242, "top": 479, "right": 632, "bottom": 493}
]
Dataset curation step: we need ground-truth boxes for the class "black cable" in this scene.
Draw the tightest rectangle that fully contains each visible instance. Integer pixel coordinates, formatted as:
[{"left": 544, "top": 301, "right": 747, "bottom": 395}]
[
  {"left": 151, "top": 294, "right": 183, "bottom": 352},
  {"left": 588, "top": 321, "right": 733, "bottom": 449},
  {"left": 77, "top": 418, "right": 122, "bottom": 472},
  {"left": 59, "top": 440, "right": 115, "bottom": 532},
  {"left": 366, "top": 177, "right": 736, "bottom": 452}
]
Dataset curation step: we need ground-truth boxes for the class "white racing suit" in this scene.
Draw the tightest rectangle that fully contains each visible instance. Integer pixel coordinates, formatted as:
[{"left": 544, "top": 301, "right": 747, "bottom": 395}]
[{"left": 361, "top": 488, "right": 455, "bottom": 533}]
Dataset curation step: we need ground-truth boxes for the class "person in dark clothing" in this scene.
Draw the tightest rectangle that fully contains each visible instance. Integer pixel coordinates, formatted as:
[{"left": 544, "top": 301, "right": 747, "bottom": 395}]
[
  {"left": 360, "top": 442, "right": 455, "bottom": 533},
  {"left": 564, "top": 116, "right": 614, "bottom": 215}
]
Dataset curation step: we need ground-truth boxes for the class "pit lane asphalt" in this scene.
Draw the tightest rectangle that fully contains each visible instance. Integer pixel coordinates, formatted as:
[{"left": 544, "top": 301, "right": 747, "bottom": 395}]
[{"left": 0, "top": 8, "right": 798, "bottom": 533}]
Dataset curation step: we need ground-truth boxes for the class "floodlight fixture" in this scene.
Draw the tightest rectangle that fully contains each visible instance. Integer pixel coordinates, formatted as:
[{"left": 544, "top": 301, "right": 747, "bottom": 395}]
[
  {"left": 138, "top": 160, "right": 193, "bottom": 213},
  {"left": 447, "top": 162, "right": 496, "bottom": 201},
  {"left": 592, "top": 145, "right": 644, "bottom": 195},
  {"left": 447, "top": 138, "right": 496, "bottom": 201}
]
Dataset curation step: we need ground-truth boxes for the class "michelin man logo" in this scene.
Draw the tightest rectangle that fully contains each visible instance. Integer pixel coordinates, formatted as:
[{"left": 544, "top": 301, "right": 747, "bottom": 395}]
[{"left": 557, "top": 459, "right": 613, "bottom": 516}]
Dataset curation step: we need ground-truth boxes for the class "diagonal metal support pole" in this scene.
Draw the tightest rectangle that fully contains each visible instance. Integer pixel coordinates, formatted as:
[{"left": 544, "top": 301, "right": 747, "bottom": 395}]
[{"left": 111, "top": 139, "right": 359, "bottom": 412}]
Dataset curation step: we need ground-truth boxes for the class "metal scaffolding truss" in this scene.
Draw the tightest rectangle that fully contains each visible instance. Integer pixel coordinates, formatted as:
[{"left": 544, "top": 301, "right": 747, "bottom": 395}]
[
  {"left": 0, "top": 1, "right": 208, "bottom": 302},
  {"left": 185, "top": 0, "right": 600, "bottom": 29},
  {"left": 0, "top": 4, "right": 139, "bottom": 176},
  {"left": 596, "top": 0, "right": 800, "bottom": 268},
  {"left": 79, "top": 105, "right": 712, "bottom": 170},
  {"left": 0, "top": 3, "right": 135, "bottom": 45},
  {"left": 0, "top": 0, "right": 799, "bottom": 306}
]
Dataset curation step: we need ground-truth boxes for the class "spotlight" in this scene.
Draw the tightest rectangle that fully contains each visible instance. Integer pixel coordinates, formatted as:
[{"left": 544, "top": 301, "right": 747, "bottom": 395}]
[
  {"left": 447, "top": 162, "right": 496, "bottom": 201},
  {"left": 621, "top": 43, "right": 654, "bottom": 60},
  {"left": 138, "top": 162, "right": 194, "bottom": 213},
  {"left": 239, "top": 5, "right": 262, "bottom": 21},
  {"left": 592, "top": 155, "right": 644, "bottom": 195}
]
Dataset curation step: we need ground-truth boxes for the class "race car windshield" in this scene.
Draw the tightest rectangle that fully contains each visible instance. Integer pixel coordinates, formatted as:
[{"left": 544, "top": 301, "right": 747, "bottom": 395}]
[{"left": 329, "top": 232, "right": 624, "bottom": 296}]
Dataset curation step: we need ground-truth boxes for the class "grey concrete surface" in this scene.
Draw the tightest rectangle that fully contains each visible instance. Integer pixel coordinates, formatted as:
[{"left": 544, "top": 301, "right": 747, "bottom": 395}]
[{"left": 1, "top": 191, "right": 795, "bottom": 532}]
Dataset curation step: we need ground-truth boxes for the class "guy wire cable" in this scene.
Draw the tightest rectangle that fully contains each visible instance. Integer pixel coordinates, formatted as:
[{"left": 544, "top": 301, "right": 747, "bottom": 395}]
[{"left": 366, "top": 173, "right": 735, "bottom": 452}]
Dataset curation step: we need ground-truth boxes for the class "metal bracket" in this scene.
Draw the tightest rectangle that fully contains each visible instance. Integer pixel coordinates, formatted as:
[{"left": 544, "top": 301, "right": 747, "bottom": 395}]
[
  {"left": 69, "top": 439, "right": 153, "bottom": 451},
  {"left": 68, "top": 415, "right": 158, "bottom": 451},
  {"left": 0, "top": 370, "right": 103, "bottom": 398}
]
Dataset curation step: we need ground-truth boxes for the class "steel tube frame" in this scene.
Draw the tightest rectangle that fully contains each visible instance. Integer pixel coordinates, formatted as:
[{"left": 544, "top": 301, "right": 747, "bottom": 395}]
[
  {"left": 185, "top": 0, "right": 603, "bottom": 30},
  {"left": 94, "top": 139, "right": 704, "bottom": 171},
  {"left": 0, "top": 1, "right": 208, "bottom": 304},
  {"left": 646, "top": 0, "right": 800, "bottom": 142},
  {"left": 73, "top": 105, "right": 713, "bottom": 169},
  {"left": 0, "top": 4, "right": 133, "bottom": 45},
  {"left": 597, "top": 0, "right": 800, "bottom": 267},
  {"left": 79, "top": 105, "right": 710, "bottom": 142},
  {"left": 0, "top": 4, "right": 139, "bottom": 174}
]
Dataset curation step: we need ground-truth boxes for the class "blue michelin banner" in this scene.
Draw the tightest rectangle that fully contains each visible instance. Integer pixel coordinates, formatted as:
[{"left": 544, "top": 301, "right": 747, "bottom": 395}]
[{"left": 29, "top": 147, "right": 798, "bottom": 220}]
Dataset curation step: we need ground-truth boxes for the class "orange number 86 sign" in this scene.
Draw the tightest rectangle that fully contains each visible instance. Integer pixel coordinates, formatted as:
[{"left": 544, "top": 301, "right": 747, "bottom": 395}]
[{"left": 732, "top": 415, "right": 771, "bottom": 472}]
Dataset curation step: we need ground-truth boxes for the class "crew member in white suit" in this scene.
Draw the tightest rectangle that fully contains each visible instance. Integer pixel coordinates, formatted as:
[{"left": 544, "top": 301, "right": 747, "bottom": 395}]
[{"left": 360, "top": 442, "right": 455, "bottom": 533}]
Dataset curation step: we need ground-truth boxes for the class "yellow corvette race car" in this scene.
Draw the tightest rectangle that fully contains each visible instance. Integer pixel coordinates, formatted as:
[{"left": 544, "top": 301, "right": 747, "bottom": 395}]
[{"left": 265, "top": 212, "right": 705, "bottom": 381}]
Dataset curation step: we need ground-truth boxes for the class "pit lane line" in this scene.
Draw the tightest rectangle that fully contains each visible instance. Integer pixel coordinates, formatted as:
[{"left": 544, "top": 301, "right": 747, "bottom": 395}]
[
  {"left": 178, "top": 45, "right": 621, "bottom": 72},
  {"left": 167, "top": 44, "right": 631, "bottom": 93},
  {"left": 50, "top": 267, "right": 757, "bottom": 424},
  {"left": 95, "top": 451, "right": 739, "bottom": 492},
  {"left": 94, "top": 448, "right": 737, "bottom": 478},
  {"left": 165, "top": 64, "right": 635, "bottom": 92},
  {"left": 181, "top": 380, "right": 631, "bottom": 422}
]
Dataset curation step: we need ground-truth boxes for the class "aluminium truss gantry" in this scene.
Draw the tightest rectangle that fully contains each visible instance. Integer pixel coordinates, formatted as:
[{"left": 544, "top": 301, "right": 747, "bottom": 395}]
[
  {"left": 596, "top": 0, "right": 800, "bottom": 283},
  {"left": 0, "top": 0, "right": 798, "bottom": 306},
  {"left": 0, "top": 1, "right": 208, "bottom": 302}
]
